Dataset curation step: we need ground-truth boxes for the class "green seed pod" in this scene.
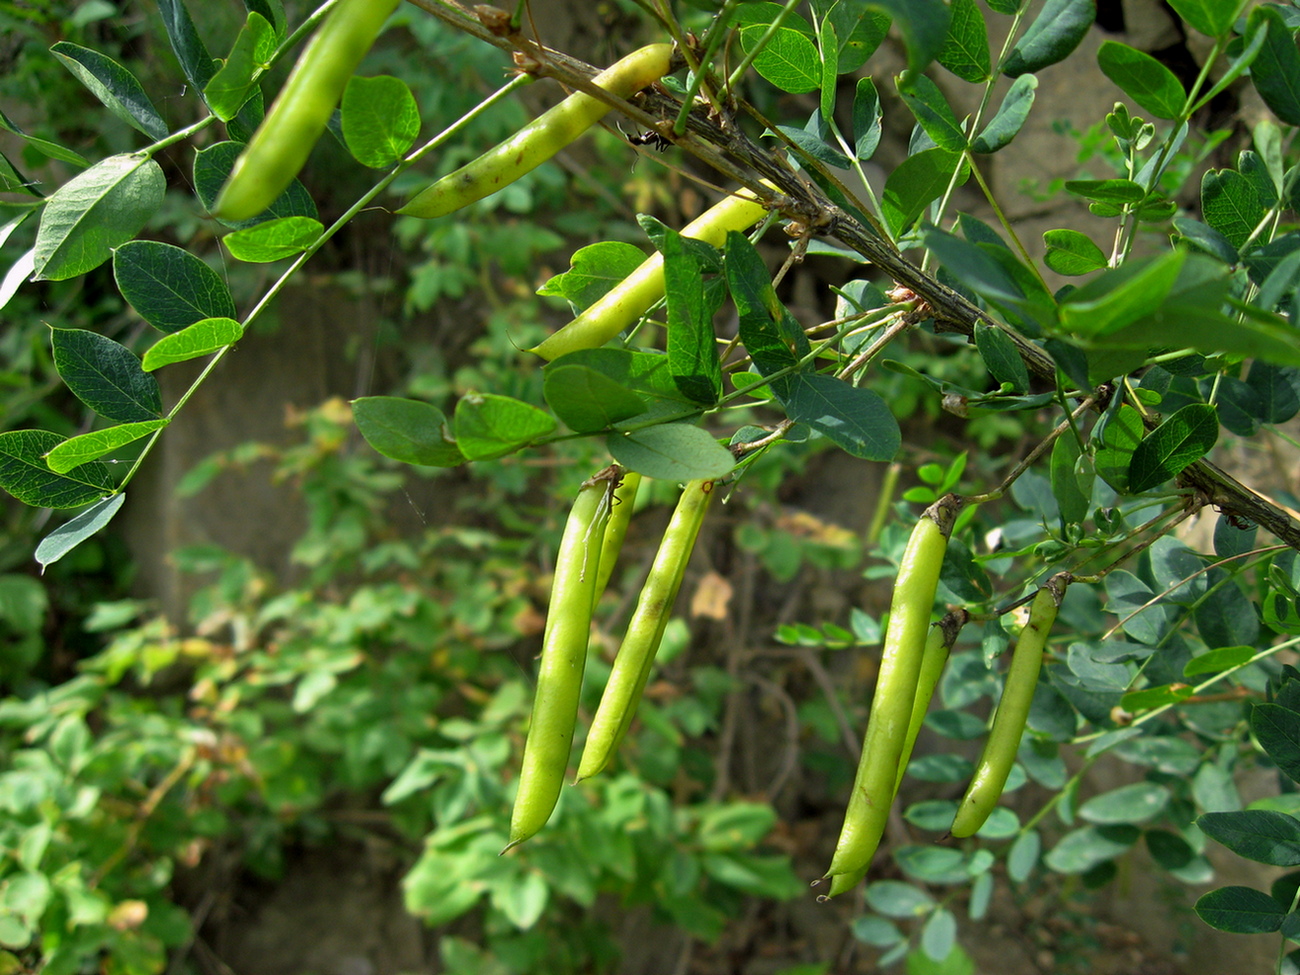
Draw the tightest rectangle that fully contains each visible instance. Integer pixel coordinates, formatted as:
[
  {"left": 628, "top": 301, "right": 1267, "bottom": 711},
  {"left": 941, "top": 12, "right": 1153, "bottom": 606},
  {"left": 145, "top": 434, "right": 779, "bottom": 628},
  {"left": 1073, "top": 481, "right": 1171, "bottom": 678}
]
[
  {"left": 214, "top": 0, "right": 401, "bottom": 222},
  {"left": 821, "top": 495, "right": 961, "bottom": 899},
  {"left": 399, "top": 43, "right": 674, "bottom": 219},
  {"left": 531, "top": 187, "right": 770, "bottom": 361},
  {"left": 950, "top": 573, "right": 1069, "bottom": 839},
  {"left": 505, "top": 466, "right": 620, "bottom": 851},
  {"left": 593, "top": 470, "right": 642, "bottom": 603},
  {"left": 894, "top": 609, "right": 969, "bottom": 796},
  {"left": 576, "top": 477, "right": 714, "bottom": 781}
]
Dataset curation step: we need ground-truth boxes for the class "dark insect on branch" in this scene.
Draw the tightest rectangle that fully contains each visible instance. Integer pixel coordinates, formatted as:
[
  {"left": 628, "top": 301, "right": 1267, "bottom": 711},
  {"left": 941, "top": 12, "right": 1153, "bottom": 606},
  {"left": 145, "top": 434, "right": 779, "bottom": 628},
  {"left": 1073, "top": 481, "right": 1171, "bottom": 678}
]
[{"left": 618, "top": 122, "right": 672, "bottom": 151}]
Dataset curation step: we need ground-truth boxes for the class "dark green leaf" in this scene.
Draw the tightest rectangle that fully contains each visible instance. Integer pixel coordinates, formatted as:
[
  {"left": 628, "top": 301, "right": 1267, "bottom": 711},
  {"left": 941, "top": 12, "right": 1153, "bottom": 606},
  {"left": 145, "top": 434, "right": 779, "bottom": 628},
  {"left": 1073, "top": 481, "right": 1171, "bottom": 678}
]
[
  {"left": 1043, "top": 228, "right": 1107, "bottom": 275},
  {"left": 937, "top": 0, "right": 991, "bottom": 81},
  {"left": 203, "top": 12, "right": 276, "bottom": 121},
  {"left": 0, "top": 106, "right": 88, "bottom": 169},
  {"left": 971, "top": 74, "right": 1038, "bottom": 153},
  {"left": 606, "top": 424, "right": 735, "bottom": 480},
  {"left": 50, "top": 42, "right": 169, "bottom": 141},
  {"left": 664, "top": 228, "right": 722, "bottom": 405},
  {"left": 736, "top": 5, "right": 820, "bottom": 93},
  {"left": 833, "top": 7, "right": 891, "bottom": 72},
  {"left": 50, "top": 328, "right": 161, "bottom": 422},
  {"left": 819, "top": 17, "right": 838, "bottom": 121},
  {"left": 1195, "top": 886, "right": 1286, "bottom": 934},
  {"left": 1050, "top": 431, "right": 1090, "bottom": 526},
  {"left": 1252, "top": 702, "right": 1300, "bottom": 784},
  {"left": 1078, "top": 783, "right": 1170, "bottom": 824},
  {"left": 341, "top": 75, "right": 419, "bottom": 168},
  {"left": 0, "top": 430, "right": 115, "bottom": 509},
  {"left": 939, "top": 535, "right": 992, "bottom": 602},
  {"left": 193, "top": 141, "right": 318, "bottom": 229},
  {"left": 222, "top": 215, "right": 322, "bottom": 262},
  {"left": 1094, "top": 403, "right": 1143, "bottom": 492},
  {"left": 1247, "top": 5, "right": 1300, "bottom": 126},
  {"left": 44, "top": 420, "right": 167, "bottom": 473},
  {"left": 353, "top": 396, "right": 464, "bottom": 467},
  {"left": 974, "top": 322, "right": 1030, "bottom": 393},
  {"left": 1172, "top": 216, "right": 1238, "bottom": 264},
  {"left": 453, "top": 392, "right": 556, "bottom": 460},
  {"left": 1201, "top": 169, "right": 1263, "bottom": 251},
  {"left": 1064, "top": 178, "right": 1145, "bottom": 204},
  {"left": 113, "top": 240, "right": 238, "bottom": 334},
  {"left": 543, "top": 365, "right": 647, "bottom": 432},
  {"left": 853, "top": 77, "right": 883, "bottom": 160},
  {"left": 544, "top": 348, "right": 693, "bottom": 409},
  {"left": 1097, "top": 40, "right": 1186, "bottom": 120},
  {"left": 726, "top": 231, "right": 810, "bottom": 394},
  {"left": 986, "top": 0, "right": 1025, "bottom": 12},
  {"left": 922, "top": 227, "right": 1056, "bottom": 335},
  {"left": 1127, "top": 403, "right": 1219, "bottom": 493},
  {"left": 1043, "top": 825, "right": 1139, "bottom": 873},
  {"left": 1200, "top": 810, "right": 1300, "bottom": 866},
  {"left": 1247, "top": 362, "right": 1300, "bottom": 424},
  {"left": 898, "top": 74, "right": 967, "bottom": 151},
  {"left": 776, "top": 121, "right": 853, "bottom": 170},
  {"left": 783, "top": 373, "right": 899, "bottom": 460},
  {"left": 157, "top": 0, "right": 216, "bottom": 92},
  {"left": 1104, "top": 569, "right": 1171, "bottom": 644},
  {"left": 537, "top": 241, "right": 647, "bottom": 311},
  {"left": 35, "top": 492, "right": 127, "bottom": 568},
  {"left": 1003, "top": 0, "right": 1096, "bottom": 77},
  {"left": 32, "top": 154, "right": 165, "bottom": 281},
  {"left": 882, "top": 148, "right": 967, "bottom": 238}
]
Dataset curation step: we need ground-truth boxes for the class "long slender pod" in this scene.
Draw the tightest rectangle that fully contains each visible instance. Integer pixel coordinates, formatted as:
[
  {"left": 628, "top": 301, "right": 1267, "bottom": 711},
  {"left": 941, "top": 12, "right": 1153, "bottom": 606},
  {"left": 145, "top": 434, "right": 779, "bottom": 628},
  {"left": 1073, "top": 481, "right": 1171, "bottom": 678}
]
[
  {"left": 576, "top": 477, "right": 715, "bottom": 781},
  {"left": 399, "top": 44, "right": 673, "bottom": 218},
  {"left": 949, "top": 572, "right": 1070, "bottom": 839},
  {"left": 505, "top": 466, "right": 621, "bottom": 851},
  {"left": 893, "top": 609, "right": 969, "bottom": 797},
  {"left": 592, "top": 470, "right": 642, "bottom": 604},
  {"left": 821, "top": 495, "right": 961, "bottom": 898},
  {"left": 530, "top": 188, "right": 770, "bottom": 361},
  {"left": 214, "top": 0, "right": 401, "bottom": 221}
]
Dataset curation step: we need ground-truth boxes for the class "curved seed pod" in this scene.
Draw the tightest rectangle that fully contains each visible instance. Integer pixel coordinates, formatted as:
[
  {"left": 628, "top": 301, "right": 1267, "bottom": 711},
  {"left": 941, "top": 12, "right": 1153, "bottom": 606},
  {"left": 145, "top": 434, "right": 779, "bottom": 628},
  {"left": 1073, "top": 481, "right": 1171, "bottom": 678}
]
[
  {"left": 893, "top": 609, "right": 969, "bottom": 796},
  {"left": 592, "top": 470, "right": 642, "bottom": 603},
  {"left": 214, "top": 0, "right": 401, "bottom": 222},
  {"left": 576, "top": 477, "right": 714, "bottom": 780},
  {"left": 505, "top": 465, "right": 621, "bottom": 851},
  {"left": 821, "top": 495, "right": 961, "bottom": 899},
  {"left": 530, "top": 187, "right": 771, "bottom": 361},
  {"left": 398, "top": 43, "right": 674, "bottom": 219},
  {"left": 950, "top": 573, "right": 1070, "bottom": 839}
]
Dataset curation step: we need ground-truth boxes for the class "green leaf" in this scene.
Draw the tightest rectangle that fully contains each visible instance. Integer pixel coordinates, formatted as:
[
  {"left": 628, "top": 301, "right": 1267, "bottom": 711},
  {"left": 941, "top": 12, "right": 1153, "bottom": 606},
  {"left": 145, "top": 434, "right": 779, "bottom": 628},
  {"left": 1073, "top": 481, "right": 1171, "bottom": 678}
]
[
  {"left": 1101, "top": 299, "right": 1300, "bottom": 370},
  {"left": 1167, "top": 0, "right": 1236, "bottom": 37},
  {"left": 865, "top": 880, "right": 935, "bottom": 918},
  {"left": 1195, "top": 886, "right": 1286, "bottom": 934},
  {"left": 543, "top": 365, "right": 647, "bottom": 432},
  {"left": 664, "top": 228, "right": 723, "bottom": 405},
  {"left": 141, "top": 317, "right": 242, "bottom": 371},
  {"left": 727, "top": 231, "right": 810, "bottom": 394},
  {"left": 606, "top": 424, "right": 735, "bottom": 480},
  {"left": 736, "top": 4, "right": 820, "bottom": 93},
  {"left": 852, "top": 915, "right": 904, "bottom": 948},
  {"left": 1201, "top": 168, "right": 1263, "bottom": 251},
  {"left": 1003, "top": 0, "right": 1096, "bottom": 77},
  {"left": 1043, "top": 228, "right": 1107, "bottom": 275},
  {"left": 834, "top": 7, "right": 891, "bottom": 72},
  {"left": 50, "top": 41, "right": 169, "bottom": 141},
  {"left": 492, "top": 870, "right": 549, "bottom": 930},
  {"left": 1184, "top": 645, "right": 1254, "bottom": 677},
  {"left": 342, "top": 75, "right": 420, "bottom": 168},
  {"left": 939, "top": 536, "right": 993, "bottom": 602},
  {"left": 453, "top": 392, "right": 556, "bottom": 460},
  {"left": 1043, "top": 824, "right": 1139, "bottom": 874},
  {"left": 50, "top": 328, "right": 162, "bottom": 422},
  {"left": 544, "top": 348, "right": 693, "bottom": 410},
  {"left": 0, "top": 105, "right": 89, "bottom": 169},
  {"left": 853, "top": 77, "right": 883, "bottom": 160},
  {"left": 1127, "top": 402, "right": 1218, "bottom": 493},
  {"left": 113, "top": 240, "right": 238, "bottom": 334},
  {"left": 1049, "top": 430, "right": 1090, "bottom": 526},
  {"left": 1094, "top": 403, "right": 1143, "bottom": 492},
  {"left": 222, "top": 215, "right": 322, "bottom": 262},
  {"left": 882, "top": 147, "right": 967, "bottom": 238},
  {"left": 974, "top": 322, "right": 1030, "bottom": 393},
  {"left": 898, "top": 74, "right": 967, "bottom": 151},
  {"left": 193, "top": 141, "right": 318, "bottom": 229},
  {"left": 819, "top": 17, "right": 838, "bottom": 120},
  {"left": 1064, "top": 177, "right": 1145, "bottom": 204},
  {"left": 352, "top": 396, "right": 464, "bottom": 467},
  {"left": 1247, "top": 5, "right": 1300, "bottom": 127},
  {"left": 921, "top": 227, "right": 1055, "bottom": 335},
  {"left": 203, "top": 11, "right": 276, "bottom": 121},
  {"left": 1078, "top": 782, "right": 1170, "bottom": 825},
  {"left": 971, "top": 73, "right": 1037, "bottom": 153},
  {"left": 1007, "top": 830, "right": 1040, "bottom": 882},
  {"left": 157, "top": 0, "right": 216, "bottom": 92},
  {"left": 1058, "top": 250, "right": 1186, "bottom": 338},
  {"left": 537, "top": 240, "right": 647, "bottom": 311},
  {"left": 1096, "top": 41, "right": 1186, "bottom": 120},
  {"left": 1247, "top": 362, "right": 1300, "bottom": 424},
  {"left": 32, "top": 154, "right": 165, "bottom": 281},
  {"left": 864, "top": 0, "right": 951, "bottom": 78},
  {"left": 783, "top": 373, "right": 900, "bottom": 460},
  {"left": 1172, "top": 216, "right": 1238, "bottom": 264},
  {"left": 0, "top": 430, "right": 115, "bottom": 509},
  {"left": 1104, "top": 569, "right": 1171, "bottom": 644},
  {"left": 921, "top": 908, "right": 957, "bottom": 962},
  {"left": 937, "top": 0, "right": 991, "bottom": 82},
  {"left": 44, "top": 420, "right": 167, "bottom": 473},
  {"left": 0, "top": 147, "right": 39, "bottom": 197},
  {"left": 777, "top": 119, "right": 853, "bottom": 171},
  {"left": 1252, "top": 702, "right": 1300, "bottom": 784},
  {"left": 35, "top": 492, "right": 127, "bottom": 568}
]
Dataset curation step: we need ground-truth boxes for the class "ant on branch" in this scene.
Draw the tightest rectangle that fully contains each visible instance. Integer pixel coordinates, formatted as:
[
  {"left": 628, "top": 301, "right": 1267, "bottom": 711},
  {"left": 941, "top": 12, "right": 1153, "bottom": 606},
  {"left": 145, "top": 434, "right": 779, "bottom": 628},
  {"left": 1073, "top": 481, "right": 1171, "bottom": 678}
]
[{"left": 617, "top": 122, "right": 673, "bottom": 152}]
